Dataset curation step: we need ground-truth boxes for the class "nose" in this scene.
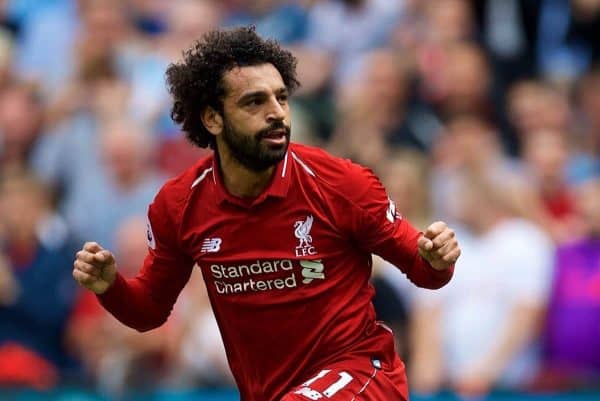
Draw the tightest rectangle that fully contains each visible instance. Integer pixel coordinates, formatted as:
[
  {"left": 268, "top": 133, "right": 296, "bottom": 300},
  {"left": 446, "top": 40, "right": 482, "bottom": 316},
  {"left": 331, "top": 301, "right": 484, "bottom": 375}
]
[{"left": 266, "top": 96, "right": 286, "bottom": 122}]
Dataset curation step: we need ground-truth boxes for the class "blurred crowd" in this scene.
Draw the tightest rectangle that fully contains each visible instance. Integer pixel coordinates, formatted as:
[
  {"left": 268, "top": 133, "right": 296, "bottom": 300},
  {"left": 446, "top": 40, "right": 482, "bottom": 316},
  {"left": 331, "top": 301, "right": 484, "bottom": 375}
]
[{"left": 0, "top": 0, "right": 599, "bottom": 399}]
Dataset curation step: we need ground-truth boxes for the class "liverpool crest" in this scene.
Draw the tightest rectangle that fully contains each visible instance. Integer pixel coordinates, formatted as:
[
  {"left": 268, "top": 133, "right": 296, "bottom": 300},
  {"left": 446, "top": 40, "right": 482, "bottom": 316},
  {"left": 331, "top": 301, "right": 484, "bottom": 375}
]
[{"left": 294, "top": 215, "right": 317, "bottom": 256}]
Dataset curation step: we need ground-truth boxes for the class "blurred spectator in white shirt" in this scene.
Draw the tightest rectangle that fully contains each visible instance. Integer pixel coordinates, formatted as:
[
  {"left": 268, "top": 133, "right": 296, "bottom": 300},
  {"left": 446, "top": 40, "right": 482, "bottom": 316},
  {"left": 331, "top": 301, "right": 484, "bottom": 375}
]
[{"left": 410, "top": 172, "right": 554, "bottom": 399}]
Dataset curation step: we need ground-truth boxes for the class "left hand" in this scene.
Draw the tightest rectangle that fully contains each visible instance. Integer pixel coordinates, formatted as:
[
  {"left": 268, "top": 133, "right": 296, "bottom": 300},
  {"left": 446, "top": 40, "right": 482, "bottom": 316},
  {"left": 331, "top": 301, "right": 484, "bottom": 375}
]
[{"left": 417, "top": 221, "right": 461, "bottom": 271}]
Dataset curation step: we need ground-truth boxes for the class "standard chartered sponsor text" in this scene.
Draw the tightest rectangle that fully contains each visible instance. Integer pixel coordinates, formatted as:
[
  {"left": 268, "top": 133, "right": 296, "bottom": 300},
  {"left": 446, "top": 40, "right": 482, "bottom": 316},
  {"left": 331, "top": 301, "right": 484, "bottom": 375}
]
[{"left": 211, "top": 259, "right": 297, "bottom": 295}]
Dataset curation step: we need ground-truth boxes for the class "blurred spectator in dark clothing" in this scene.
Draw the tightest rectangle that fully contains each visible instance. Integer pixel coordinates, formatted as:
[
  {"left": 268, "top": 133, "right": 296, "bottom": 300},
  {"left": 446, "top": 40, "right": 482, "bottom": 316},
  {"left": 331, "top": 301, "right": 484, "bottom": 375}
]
[
  {"left": 436, "top": 43, "right": 494, "bottom": 122},
  {"left": 418, "top": 41, "right": 495, "bottom": 127},
  {"left": 329, "top": 48, "right": 440, "bottom": 165},
  {"left": 542, "top": 176, "right": 600, "bottom": 389},
  {"left": 568, "top": 0, "right": 600, "bottom": 63},
  {"left": 0, "top": 171, "right": 77, "bottom": 389},
  {"left": 0, "top": 83, "right": 43, "bottom": 172},
  {"left": 471, "top": 0, "right": 541, "bottom": 81},
  {"left": 409, "top": 0, "right": 477, "bottom": 110}
]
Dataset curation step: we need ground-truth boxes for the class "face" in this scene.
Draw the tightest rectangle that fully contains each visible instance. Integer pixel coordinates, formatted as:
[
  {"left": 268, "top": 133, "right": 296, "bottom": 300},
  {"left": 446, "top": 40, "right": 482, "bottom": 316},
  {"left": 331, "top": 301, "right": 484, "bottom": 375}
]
[
  {"left": 215, "top": 63, "right": 291, "bottom": 171},
  {"left": 0, "top": 178, "right": 47, "bottom": 240}
]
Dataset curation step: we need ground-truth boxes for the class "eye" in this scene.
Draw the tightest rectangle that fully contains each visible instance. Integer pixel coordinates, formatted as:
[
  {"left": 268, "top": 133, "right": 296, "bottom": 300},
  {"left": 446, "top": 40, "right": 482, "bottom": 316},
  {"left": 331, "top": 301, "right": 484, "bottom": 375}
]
[{"left": 277, "top": 94, "right": 288, "bottom": 104}]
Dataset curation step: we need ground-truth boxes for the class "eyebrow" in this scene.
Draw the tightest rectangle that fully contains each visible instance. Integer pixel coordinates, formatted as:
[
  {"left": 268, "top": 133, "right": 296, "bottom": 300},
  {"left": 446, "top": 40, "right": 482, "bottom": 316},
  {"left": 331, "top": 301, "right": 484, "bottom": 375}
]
[{"left": 237, "top": 87, "right": 288, "bottom": 105}]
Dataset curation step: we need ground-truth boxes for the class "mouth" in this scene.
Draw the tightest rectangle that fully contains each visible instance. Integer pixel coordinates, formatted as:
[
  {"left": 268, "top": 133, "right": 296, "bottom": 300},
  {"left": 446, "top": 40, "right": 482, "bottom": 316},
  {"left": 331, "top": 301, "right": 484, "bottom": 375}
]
[{"left": 260, "top": 129, "right": 288, "bottom": 146}]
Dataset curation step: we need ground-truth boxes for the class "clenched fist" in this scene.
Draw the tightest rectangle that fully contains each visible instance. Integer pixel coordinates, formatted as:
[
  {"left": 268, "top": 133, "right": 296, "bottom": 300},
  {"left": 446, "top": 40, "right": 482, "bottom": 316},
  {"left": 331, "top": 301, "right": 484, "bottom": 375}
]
[
  {"left": 73, "top": 242, "right": 117, "bottom": 294},
  {"left": 417, "top": 221, "right": 461, "bottom": 271}
]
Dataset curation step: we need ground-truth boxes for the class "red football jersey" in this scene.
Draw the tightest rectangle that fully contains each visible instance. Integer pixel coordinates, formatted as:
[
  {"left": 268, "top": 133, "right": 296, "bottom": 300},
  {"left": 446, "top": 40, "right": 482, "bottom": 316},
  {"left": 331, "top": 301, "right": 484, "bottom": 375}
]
[{"left": 98, "top": 143, "right": 453, "bottom": 401}]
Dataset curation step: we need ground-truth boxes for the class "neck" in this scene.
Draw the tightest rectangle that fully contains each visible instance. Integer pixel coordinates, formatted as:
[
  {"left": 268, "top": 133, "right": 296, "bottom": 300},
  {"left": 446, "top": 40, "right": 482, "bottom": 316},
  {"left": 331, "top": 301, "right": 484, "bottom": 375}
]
[{"left": 217, "top": 146, "right": 276, "bottom": 198}]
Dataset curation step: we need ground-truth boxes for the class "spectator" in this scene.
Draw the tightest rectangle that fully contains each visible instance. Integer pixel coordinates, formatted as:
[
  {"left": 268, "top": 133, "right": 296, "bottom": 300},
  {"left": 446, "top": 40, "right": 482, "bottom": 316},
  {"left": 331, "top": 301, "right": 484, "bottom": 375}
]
[
  {"left": 299, "top": 0, "right": 403, "bottom": 91},
  {"left": 522, "top": 129, "right": 584, "bottom": 243},
  {"left": 430, "top": 115, "right": 525, "bottom": 224},
  {"left": 432, "top": 42, "right": 495, "bottom": 123},
  {"left": 506, "top": 79, "right": 571, "bottom": 154},
  {"left": 329, "top": 48, "right": 441, "bottom": 160},
  {"left": 15, "top": 0, "right": 132, "bottom": 100},
  {"left": 570, "top": 67, "right": 600, "bottom": 182},
  {"left": 0, "top": 83, "right": 43, "bottom": 172},
  {"left": 68, "top": 119, "right": 164, "bottom": 249},
  {"left": 470, "top": 0, "right": 541, "bottom": 81},
  {"left": 410, "top": 172, "right": 554, "bottom": 398},
  {"left": 0, "top": 170, "right": 77, "bottom": 390},
  {"left": 410, "top": 0, "right": 476, "bottom": 111},
  {"left": 541, "top": 176, "right": 600, "bottom": 389}
]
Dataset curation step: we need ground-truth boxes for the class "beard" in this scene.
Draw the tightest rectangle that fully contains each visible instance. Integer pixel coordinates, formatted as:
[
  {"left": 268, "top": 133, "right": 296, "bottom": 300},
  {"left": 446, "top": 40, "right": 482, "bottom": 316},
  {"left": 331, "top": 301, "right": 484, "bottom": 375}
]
[{"left": 221, "top": 119, "right": 291, "bottom": 172}]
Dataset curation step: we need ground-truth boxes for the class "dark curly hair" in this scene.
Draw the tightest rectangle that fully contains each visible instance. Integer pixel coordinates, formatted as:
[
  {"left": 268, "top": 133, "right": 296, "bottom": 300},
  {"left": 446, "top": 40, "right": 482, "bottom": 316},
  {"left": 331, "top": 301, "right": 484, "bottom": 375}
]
[{"left": 166, "top": 26, "right": 300, "bottom": 149}]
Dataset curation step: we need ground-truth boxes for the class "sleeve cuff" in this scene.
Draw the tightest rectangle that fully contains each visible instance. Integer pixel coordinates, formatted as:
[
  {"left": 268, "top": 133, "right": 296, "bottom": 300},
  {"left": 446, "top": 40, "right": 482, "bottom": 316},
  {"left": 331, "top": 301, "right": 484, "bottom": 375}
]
[
  {"left": 420, "top": 255, "right": 455, "bottom": 284},
  {"left": 96, "top": 273, "right": 126, "bottom": 307}
]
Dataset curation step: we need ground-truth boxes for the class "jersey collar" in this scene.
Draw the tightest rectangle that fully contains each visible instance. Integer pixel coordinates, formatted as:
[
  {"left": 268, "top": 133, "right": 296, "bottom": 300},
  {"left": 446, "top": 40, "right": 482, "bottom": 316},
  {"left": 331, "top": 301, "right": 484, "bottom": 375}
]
[{"left": 212, "top": 151, "right": 292, "bottom": 208}]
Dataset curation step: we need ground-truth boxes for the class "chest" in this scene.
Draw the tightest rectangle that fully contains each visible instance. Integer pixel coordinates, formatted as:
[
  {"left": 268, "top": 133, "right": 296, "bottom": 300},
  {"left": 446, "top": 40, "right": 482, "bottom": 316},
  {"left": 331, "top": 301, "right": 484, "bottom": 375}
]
[
  {"left": 178, "top": 194, "right": 366, "bottom": 302},
  {"left": 182, "top": 183, "right": 349, "bottom": 262}
]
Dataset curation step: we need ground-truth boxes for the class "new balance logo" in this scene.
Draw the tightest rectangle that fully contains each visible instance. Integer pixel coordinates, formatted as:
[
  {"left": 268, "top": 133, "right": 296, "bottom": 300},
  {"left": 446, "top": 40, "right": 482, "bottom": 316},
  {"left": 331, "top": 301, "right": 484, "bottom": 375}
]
[{"left": 201, "top": 238, "right": 222, "bottom": 253}]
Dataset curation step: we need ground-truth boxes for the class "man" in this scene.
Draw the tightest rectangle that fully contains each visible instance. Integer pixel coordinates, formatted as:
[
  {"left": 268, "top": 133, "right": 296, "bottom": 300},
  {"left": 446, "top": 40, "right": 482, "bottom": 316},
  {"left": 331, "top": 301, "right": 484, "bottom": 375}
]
[{"left": 73, "top": 27, "right": 460, "bottom": 401}]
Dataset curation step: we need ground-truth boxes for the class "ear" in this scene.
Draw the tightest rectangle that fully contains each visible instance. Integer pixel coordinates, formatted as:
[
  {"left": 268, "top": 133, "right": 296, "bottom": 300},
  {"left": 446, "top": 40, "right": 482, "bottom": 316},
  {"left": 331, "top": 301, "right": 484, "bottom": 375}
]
[{"left": 201, "top": 106, "right": 224, "bottom": 136}]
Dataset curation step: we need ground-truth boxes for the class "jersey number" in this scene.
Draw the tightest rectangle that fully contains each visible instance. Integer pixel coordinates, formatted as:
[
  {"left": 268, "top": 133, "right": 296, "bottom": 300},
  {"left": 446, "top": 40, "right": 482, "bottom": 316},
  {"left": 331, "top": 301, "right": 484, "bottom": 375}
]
[{"left": 295, "top": 369, "right": 353, "bottom": 399}]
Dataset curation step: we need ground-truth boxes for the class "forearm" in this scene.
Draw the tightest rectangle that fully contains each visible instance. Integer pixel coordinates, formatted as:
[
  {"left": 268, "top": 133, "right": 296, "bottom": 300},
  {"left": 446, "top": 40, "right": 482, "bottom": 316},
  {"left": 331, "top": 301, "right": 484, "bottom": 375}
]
[
  {"left": 97, "top": 273, "right": 172, "bottom": 332},
  {"left": 405, "top": 256, "right": 454, "bottom": 289},
  {"left": 374, "top": 221, "right": 454, "bottom": 289}
]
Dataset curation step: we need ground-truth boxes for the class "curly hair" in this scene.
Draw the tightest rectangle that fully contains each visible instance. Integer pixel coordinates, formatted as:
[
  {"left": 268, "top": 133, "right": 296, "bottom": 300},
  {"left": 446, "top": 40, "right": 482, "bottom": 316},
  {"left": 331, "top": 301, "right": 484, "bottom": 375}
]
[{"left": 166, "top": 26, "right": 300, "bottom": 149}]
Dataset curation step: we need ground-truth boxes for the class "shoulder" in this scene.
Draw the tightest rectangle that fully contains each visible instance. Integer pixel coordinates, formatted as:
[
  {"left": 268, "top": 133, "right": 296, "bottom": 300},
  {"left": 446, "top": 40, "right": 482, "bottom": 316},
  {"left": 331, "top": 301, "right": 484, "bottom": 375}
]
[
  {"left": 290, "top": 143, "right": 380, "bottom": 189},
  {"left": 290, "top": 143, "right": 388, "bottom": 208},
  {"left": 151, "top": 154, "right": 214, "bottom": 218}
]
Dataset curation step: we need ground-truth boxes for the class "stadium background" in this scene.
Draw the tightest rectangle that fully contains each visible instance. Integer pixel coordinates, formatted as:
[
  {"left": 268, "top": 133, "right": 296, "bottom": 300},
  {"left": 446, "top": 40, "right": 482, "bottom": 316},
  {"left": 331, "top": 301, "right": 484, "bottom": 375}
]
[{"left": 0, "top": 0, "right": 599, "bottom": 400}]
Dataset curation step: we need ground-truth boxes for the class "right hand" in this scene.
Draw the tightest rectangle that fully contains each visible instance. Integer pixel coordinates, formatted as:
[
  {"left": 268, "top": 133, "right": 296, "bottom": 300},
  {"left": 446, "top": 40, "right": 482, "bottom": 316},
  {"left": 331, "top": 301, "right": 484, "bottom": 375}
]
[{"left": 73, "top": 242, "right": 117, "bottom": 294}]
